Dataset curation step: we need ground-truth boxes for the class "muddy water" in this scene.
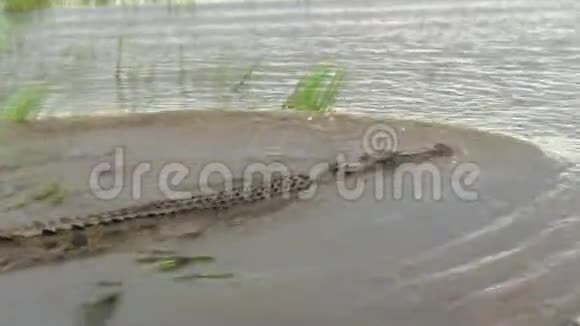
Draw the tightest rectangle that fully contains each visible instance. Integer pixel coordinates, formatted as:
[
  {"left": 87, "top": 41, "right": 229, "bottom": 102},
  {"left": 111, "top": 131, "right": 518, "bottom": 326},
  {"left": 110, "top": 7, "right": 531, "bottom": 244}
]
[
  {"left": 0, "top": 110, "right": 576, "bottom": 326},
  {"left": 1, "top": 0, "right": 579, "bottom": 325}
]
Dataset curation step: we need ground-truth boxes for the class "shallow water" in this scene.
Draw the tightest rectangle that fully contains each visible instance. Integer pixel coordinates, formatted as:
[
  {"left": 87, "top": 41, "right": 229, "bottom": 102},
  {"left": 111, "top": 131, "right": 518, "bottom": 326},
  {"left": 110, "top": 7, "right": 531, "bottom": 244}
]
[
  {"left": 1, "top": 0, "right": 579, "bottom": 325},
  {"left": 0, "top": 110, "right": 576, "bottom": 326}
]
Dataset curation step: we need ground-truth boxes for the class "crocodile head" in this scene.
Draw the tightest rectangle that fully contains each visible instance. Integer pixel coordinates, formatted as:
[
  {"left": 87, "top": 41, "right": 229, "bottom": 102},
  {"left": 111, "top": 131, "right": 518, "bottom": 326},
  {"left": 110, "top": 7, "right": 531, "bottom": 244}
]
[{"left": 433, "top": 143, "right": 453, "bottom": 156}]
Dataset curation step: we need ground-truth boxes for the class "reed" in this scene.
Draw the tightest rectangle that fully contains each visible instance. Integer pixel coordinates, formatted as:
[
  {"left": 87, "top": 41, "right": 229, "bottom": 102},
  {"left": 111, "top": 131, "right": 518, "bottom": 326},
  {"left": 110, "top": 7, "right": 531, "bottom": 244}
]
[
  {"left": 0, "top": 86, "right": 47, "bottom": 122},
  {"left": 284, "top": 63, "right": 345, "bottom": 113}
]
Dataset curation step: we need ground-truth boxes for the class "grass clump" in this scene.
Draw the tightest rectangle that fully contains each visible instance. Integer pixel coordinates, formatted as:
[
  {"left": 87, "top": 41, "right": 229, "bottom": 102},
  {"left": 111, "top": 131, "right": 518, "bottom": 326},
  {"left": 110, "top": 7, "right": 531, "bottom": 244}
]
[
  {"left": 283, "top": 63, "right": 345, "bottom": 113},
  {"left": 2, "top": 0, "right": 51, "bottom": 12},
  {"left": 2, "top": 181, "right": 67, "bottom": 211},
  {"left": 0, "top": 86, "right": 47, "bottom": 122},
  {"left": 31, "top": 181, "right": 67, "bottom": 205}
]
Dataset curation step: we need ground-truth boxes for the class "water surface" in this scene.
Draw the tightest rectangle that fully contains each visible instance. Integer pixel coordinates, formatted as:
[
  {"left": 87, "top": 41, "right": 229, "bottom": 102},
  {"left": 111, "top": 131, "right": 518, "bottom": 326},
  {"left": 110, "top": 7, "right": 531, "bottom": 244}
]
[{"left": 0, "top": 0, "right": 579, "bottom": 325}]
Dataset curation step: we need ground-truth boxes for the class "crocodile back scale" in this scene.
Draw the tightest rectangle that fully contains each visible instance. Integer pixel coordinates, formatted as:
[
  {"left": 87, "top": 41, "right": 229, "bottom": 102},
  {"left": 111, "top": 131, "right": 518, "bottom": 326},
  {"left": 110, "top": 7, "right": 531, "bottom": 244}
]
[
  {"left": 0, "top": 174, "right": 313, "bottom": 240},
  {"left": 0, "top": 143, "right": 453, "bottom": 242}
]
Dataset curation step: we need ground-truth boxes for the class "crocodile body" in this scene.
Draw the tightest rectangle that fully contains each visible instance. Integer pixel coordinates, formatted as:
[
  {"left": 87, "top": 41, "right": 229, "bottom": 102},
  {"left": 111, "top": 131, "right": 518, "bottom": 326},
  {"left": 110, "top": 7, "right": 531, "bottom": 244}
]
[
  {"left": 0, "top": 174, "right": 314, "bottom": 240},
  {"left": 0, "top": 143, "right": 453, "bottom": 272}
]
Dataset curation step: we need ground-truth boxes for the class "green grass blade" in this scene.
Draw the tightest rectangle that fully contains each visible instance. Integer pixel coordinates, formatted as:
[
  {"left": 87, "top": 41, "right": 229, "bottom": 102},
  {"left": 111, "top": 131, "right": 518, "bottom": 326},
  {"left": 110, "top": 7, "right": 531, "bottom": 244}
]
[
  {"left": 284, "top": 63, "right": 345, "bottom": 113},
  {"left": 0, "top": 86, "right": 47, "bottom": 123},
  {"left": 2, "top": 0, "right": 51, "bottom": 12}
]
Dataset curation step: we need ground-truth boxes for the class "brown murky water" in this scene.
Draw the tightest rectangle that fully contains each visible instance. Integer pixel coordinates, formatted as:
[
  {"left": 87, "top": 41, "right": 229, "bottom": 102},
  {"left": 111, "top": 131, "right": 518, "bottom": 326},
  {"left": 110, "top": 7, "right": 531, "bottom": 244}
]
[
  {"left": 1, "top": 0, "right": 579, "bottom": 325},
  {"left": 0, "top": 110, "right": 577, "bottom": 326}
]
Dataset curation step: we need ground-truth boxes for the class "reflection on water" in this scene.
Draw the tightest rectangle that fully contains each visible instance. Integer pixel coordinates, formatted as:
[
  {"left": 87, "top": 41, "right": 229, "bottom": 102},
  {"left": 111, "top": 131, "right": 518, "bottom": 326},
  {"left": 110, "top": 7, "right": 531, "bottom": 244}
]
[{"left": 0, "top": 0, "right": 577, "bottom": 143}]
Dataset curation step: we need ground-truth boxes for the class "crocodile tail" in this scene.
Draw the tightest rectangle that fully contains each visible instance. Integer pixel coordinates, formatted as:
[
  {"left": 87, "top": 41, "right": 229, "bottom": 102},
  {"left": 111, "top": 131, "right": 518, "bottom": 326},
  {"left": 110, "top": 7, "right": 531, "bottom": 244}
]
[{"left": 0, "top": 232, "right": 15, "bottom": 243}]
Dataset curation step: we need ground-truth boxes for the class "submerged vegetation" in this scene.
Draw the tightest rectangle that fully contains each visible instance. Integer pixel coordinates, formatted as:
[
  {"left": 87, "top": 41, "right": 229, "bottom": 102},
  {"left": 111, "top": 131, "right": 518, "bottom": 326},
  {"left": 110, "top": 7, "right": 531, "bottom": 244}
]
[
  {"left": 174, "top": 273, "right": 235, "bottom": 281},
  {"left": 0, "top": 85, "right": 47, "bottom": 122},
  {"left": 283, "top": 63, "right": 346, "bottom": 113},
  {"left": 31, "top": 181, "right": 67, "bottom": 205},
  {"left": 78, "top": 286, "right": 122, "bottom": 326},
  {"left": 1, "top": 180, "right": 67, "bottom": 210},
  {"left": 136, "top": 253, "right": 215, "bottom": 272},
  {"left": 136, "top": 249, "right": 234, "bottom": 282}
]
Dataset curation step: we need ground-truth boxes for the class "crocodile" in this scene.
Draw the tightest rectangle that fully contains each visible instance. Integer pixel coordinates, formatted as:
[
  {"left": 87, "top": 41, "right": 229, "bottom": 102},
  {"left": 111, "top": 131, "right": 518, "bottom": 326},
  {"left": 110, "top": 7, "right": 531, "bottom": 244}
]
[{"left": 0, "top": 143, "right": 453, "bottom": 272}]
